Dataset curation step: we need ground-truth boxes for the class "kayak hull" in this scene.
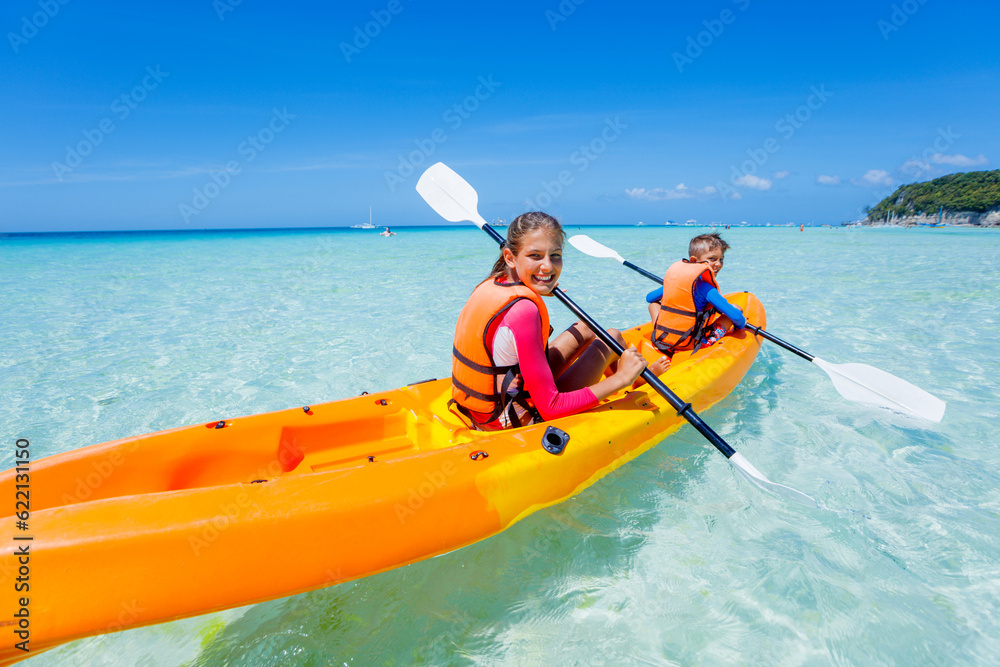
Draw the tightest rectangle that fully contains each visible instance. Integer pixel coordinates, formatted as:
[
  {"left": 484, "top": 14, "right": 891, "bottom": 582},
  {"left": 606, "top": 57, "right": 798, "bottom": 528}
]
[{"left": 0, "top": 293, "right": 765, "bottom": 664}]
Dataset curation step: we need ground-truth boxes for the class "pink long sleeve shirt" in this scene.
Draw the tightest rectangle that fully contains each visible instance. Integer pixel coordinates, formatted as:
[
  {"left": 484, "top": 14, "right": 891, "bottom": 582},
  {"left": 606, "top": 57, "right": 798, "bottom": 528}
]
[{"left": 479, "top": 298, "right": 598, "bottom": 426}]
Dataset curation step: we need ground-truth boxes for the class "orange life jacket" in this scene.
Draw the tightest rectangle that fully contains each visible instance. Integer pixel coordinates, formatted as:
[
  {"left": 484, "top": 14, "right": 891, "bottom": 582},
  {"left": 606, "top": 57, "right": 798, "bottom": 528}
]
[
  {"left": 452, "top": 277, "right": 550, "bottom": 428},
  {"left": 651, "top": 259, "right": 720, "bottom": 354}
]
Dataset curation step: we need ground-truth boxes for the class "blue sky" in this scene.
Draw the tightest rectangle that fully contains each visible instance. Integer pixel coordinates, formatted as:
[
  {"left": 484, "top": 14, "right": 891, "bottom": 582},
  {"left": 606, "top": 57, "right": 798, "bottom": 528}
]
[{"left": 1, "top": 0, "right": 997, "bottom": 232}]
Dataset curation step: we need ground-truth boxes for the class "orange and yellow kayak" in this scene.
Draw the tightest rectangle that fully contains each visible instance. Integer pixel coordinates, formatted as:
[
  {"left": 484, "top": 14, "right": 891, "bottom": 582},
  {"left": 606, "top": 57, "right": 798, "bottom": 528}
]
[{"left": 0, "top": 293, "right": 764, "bottom": 664}]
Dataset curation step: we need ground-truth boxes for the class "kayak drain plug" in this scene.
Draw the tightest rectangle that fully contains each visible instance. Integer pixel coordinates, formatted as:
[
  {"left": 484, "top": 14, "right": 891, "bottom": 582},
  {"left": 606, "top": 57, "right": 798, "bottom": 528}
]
[{"left": 542, "top": 426, "right": 570, "bottom": 455}]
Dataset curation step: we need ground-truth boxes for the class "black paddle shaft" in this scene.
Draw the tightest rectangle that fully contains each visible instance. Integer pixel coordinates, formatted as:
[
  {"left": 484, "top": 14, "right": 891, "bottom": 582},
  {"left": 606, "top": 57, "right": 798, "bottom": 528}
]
[
  {"left": 624, "top": 260, "right": 661, "bottom": 283},
  {"left": 482, "top": 223, "right": 736, "bottom": 460},
  {"left": 745, "top": 325, "right": 814, "bottom": 361}
]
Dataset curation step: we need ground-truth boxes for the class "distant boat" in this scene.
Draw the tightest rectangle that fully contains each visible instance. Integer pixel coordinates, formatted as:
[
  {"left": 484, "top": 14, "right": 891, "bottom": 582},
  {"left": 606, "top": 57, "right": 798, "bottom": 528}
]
[
  {"left": 636, "top": 221, "right": 645, "bottom": 226},
  {"left": 352, "top": 206, "right": 377, "bottom": 229}
]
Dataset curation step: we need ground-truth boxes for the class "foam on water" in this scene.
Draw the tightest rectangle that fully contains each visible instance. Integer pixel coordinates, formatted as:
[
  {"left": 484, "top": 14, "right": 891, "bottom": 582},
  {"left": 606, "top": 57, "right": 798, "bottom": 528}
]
[{"left": 2, "top": 225, "right": 998, "bottom": 665}]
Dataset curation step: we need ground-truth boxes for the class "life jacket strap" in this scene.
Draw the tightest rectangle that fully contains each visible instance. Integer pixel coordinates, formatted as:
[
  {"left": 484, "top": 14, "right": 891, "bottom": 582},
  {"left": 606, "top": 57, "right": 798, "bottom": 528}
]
[
  {"left": 453, "top": 345, "right": 516, "bottom": 375},
  {"left": 452, "top": 376, "right": 496, "bottom": 404},
  {"left": 499, "top": 366, "right": 543, "bottom": 428},
  {"left": 688, "top": 308, "right": 716, "bottom": 349},
  {"left": 653, "top": 322, "right": 693, "bottom": 337},
  {"left": 447, "top": 398, "right": 476, "bottom": 429},
  {"left": 659, "top": 305, "right": 698, "bottom": 317},
  {"left": 652, "top": 306, "right": 717, "bottom": 353}
]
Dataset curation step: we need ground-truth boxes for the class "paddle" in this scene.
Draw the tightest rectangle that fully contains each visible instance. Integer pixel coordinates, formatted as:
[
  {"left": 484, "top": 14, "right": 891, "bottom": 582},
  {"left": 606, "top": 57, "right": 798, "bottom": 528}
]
[
  {"left": 568, "top": 234, "right": 946, "bottom": 423},
  {"left": 415, "top": 162, "right": 813, "bottom": 505}
]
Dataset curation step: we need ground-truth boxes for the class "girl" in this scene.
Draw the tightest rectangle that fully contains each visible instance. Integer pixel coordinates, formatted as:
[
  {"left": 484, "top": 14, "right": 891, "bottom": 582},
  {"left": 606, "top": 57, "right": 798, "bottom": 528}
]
[{"left": 451, "top": 212, "right": 666, "bottom": 430}]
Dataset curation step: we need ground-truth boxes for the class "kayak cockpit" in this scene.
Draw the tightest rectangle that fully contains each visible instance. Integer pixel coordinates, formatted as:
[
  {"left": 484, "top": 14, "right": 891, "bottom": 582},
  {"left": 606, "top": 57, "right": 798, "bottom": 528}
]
[{"left": 7, "top": 379, "right": 476, "bottom": 513}]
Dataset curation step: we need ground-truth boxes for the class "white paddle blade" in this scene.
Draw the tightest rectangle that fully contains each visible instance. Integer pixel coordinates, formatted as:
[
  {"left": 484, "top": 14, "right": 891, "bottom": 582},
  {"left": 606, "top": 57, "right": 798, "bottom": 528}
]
[
  {"left": 812, "top": 357, "right": 946, "bottom": 423},
  {"left": 568, "top": 235, "right": 626, "bottom": 263},
  {"left": 415, "top": 162, "right": 490, "bottom": 228},
  {"left": 729, "top": 453, "right": 815, "bottom": 506}
]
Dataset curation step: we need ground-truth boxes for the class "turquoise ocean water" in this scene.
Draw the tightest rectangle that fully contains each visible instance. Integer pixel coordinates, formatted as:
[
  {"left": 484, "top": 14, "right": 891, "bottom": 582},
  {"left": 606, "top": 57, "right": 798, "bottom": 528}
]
[{"left": 2, "top": 225, "right": 999, "bottom": 665}]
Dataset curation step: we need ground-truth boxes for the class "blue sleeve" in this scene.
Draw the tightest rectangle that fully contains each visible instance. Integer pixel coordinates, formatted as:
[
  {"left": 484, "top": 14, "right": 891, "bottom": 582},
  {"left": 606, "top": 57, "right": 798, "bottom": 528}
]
[
  {"left": 645, "top": 286, "right": 663, "bottom": 303},
  {"left": 704, "top": 287, "right": 746, "bottom": 328}
]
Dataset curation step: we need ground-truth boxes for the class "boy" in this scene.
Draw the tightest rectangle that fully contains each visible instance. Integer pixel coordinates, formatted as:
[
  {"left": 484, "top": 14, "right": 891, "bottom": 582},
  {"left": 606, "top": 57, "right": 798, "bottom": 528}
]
[{"left": 646, "top": 232, "right": 746, "bottom": 356}]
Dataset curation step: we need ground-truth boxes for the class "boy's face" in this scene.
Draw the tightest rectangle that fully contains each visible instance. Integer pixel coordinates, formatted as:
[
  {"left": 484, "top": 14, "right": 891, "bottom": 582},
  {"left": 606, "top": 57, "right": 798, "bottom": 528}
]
[{"left": 691, "top": 249, "right": 724, "bottom": 275}]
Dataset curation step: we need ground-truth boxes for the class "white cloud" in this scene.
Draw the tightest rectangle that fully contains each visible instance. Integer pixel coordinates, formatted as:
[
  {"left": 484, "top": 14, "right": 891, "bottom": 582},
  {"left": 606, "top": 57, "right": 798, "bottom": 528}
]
[
  {"left": 816, "top": 174, "right": 841, "bottom": 186},
  {"left": 852, "top": 169, "right": 894, "bottom": 187},
  {"left": 625, "top": 186, "right": 691, "bottom": 201},
  {"left": 773, "top": 171, "right": 791, "bottom": 180},
  {"left": 734, "top": 174, "right": 772, "bottom": 190},
  {"left": 930, "top": 153, "right": 989, "bottom": 167},
  {"left": 625, "top": 183, "right": 719, "bottom": 201}
]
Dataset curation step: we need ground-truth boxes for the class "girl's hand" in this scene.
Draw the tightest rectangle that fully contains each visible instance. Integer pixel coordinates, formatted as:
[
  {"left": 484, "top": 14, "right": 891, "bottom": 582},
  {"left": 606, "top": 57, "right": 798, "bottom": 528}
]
[{"left": 614, "top": 345, "right": 648, "bottom": 386}]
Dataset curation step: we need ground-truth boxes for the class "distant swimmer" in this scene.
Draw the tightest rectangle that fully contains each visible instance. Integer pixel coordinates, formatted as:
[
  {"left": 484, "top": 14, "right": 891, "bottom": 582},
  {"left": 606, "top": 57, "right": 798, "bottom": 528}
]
[{"left": 380, "top": 227, "right": 396, "bottom": 237}]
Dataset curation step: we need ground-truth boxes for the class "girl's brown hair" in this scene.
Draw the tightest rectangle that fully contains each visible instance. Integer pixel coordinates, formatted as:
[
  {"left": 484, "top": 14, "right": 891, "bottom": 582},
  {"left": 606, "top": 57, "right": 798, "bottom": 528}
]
[{"left": 489, "top": 212, "right": 565, "bottom": 279}]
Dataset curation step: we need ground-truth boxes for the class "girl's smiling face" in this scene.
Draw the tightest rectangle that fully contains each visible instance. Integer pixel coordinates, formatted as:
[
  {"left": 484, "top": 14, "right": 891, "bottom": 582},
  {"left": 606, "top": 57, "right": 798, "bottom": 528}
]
[{"left": 504, "top": 228, "right": 563, "bottom": 295}]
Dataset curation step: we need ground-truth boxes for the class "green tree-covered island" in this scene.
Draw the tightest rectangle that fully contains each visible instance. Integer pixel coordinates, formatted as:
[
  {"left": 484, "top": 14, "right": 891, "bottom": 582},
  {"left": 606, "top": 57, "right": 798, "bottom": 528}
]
[{"left": 865, "top": 169, "right": 1000, "bottom": 226}]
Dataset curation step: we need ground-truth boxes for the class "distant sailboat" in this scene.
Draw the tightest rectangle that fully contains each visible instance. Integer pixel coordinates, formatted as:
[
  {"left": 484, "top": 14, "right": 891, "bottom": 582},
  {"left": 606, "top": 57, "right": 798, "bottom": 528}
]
[{"left": 353, "top": 206, "right": 377, "bottom": 229}]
